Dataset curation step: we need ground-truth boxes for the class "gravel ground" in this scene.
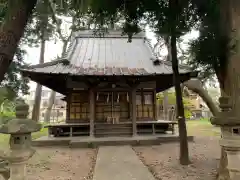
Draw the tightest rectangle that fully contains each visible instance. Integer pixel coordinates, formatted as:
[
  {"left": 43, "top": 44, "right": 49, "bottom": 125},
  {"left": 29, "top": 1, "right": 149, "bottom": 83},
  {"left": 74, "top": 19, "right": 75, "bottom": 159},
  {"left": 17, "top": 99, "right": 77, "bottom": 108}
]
[
  {"left": 133, "top": 137, "right": 220, "bottom": 180},
  {"left": 27, "top": 147, "right": 97, "bottom": 180}
]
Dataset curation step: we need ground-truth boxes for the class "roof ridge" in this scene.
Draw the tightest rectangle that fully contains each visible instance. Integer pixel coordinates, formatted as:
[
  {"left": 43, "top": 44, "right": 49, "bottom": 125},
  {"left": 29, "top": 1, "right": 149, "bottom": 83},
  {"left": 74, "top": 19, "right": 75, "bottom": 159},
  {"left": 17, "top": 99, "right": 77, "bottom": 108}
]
[{"left": 72, "top": 30, "right": 146, "bottom": 39}]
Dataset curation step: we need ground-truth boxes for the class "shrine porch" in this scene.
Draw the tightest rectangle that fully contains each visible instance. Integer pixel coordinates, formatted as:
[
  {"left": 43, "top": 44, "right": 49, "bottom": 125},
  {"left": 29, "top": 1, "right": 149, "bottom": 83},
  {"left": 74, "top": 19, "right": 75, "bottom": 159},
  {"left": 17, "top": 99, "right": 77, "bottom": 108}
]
[
  {"left": 32, "top": 134, "right": 194, "bottom": 148},
  {"left": 45, "top": 120, "right": 177, "bottom": 138}
]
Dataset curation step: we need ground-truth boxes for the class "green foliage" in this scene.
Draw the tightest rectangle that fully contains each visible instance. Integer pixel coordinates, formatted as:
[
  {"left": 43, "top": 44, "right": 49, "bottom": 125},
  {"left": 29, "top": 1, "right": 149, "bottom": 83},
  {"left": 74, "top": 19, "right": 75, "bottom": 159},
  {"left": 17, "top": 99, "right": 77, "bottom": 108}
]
[
  {"left": 0, "top": 108, "right": 15, "bottom": 125},
  {"left": 0, "top": 87, "right": 17, "bottom": 125},
  {"left": 0, "top": 87, "right": 16, "bottom": 103},
  {"left": 147, "top": 0, "right": 198, "bottom": 38},
  {"left": 157, "top": 91, "right": 193, "bottom": 106},
  {"left": 0, "top": 2, "right": 29, "bottom": 96},
  {"left": 1, "top": 47, "right": 30, "bottom": 95},
  {"left": 23, "top": 0, "right": 56, "bottom": 47},
  {"left": 187, "top": 0, "right": 226, "bottom": 83},
  {"left": 157, "top": 91, "right": 194, "bottom": 119}
]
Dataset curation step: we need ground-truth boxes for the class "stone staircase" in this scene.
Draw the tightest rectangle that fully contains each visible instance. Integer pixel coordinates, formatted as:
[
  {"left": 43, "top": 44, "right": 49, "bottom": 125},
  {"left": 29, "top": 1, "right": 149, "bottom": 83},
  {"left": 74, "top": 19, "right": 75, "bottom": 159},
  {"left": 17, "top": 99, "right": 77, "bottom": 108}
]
[{"left": 94, "top": 123, "right": 133, "bottom": 137}]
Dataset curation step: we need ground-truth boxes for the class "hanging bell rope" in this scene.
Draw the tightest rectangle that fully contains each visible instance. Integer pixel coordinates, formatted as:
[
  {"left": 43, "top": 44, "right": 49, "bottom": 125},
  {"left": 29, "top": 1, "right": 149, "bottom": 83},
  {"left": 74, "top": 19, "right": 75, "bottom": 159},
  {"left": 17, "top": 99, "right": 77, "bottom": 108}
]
[
  {"left": 117, "top": 93, "right": 120, "bottom": 103},
  {"left": 127, "top": 92, "right": 129, "bottom": 102},
  {"left": 107, "top": 93, "right": 109, "bottom": 103},
  {"left": 96, "top": 92, "right": 99, "bottom": 101}
]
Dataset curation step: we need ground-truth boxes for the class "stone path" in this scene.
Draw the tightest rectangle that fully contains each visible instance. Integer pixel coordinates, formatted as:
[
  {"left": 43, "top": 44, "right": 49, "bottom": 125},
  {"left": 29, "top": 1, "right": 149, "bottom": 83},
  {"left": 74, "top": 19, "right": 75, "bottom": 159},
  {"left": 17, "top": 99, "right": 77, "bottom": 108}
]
[{"left": 93, "top": 146, "right": 155, "bottom": 180}]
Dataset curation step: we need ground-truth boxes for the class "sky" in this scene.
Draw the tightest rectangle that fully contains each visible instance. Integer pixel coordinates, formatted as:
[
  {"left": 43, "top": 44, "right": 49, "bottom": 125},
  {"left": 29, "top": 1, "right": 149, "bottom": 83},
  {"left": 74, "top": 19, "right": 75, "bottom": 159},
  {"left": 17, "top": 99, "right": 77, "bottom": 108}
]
[{"left": 24, "top": 27, "right": 200, "bottom": 91}]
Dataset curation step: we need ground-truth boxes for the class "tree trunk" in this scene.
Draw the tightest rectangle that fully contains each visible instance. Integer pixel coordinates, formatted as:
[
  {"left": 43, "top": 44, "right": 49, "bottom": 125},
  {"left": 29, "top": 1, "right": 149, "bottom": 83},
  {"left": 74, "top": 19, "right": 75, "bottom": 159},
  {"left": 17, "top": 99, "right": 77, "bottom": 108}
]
[
  {"left": 44, "top": 41, "right": 68, "bottom": 123},
  {"left": 215, "top": 1, "right": 240, "bottom": 179},
  {"left": 171, "top": 35, "right": 190, "bottom": 165},
  {"left": 183, "top": 78, "right": 228, "bottom": 180},
  {"left": 170, "top": 0, "right": 190, "bottom": 165},
  {"left": 163, "top": 36, "right": 171, "bottom": 120},
  {"left": 31, "top": 37, "right": 46, "bottom": 121},
  {"left": 44, "top": 91, "right": 56, "bottom": 123},
  {"left": 0, "top": 0, "right": 37, "bottom": 82},
  {"left": 31, "top": 0, "right": 49, "bottom": 122},
  {"left": 183, "top": 79, "right": 219, "bottom": 116}
]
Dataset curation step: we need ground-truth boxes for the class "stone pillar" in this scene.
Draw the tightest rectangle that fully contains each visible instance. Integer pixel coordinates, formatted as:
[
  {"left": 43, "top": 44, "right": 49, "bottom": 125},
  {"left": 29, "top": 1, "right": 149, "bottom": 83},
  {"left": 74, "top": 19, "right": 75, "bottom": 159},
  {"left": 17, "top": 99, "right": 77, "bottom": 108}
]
[
  {"left": 89, "top": 88, "right": 95, "bottom": 137},
  {"left": 0, "top": 100, "right": 41, "bottom": 180},
  {"left": 131, "top": 88, "right": 137, "bottom": 136},
  {"left": 210, "top": 97, "right": 240, "bottom": 180}
]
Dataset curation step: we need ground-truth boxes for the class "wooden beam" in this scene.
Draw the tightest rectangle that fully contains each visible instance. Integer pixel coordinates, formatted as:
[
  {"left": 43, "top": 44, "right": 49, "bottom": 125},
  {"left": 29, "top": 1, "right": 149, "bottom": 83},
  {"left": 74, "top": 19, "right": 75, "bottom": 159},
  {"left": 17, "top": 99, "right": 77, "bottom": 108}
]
[
  {"left": 126, "top": 78, "right": 140, "bottom": 88},
  {"left": 66, "top": 93, "right": 71, "bottom": 123},
  {"left": 153, "top": 90, "right": 157, "bottom": 121}
]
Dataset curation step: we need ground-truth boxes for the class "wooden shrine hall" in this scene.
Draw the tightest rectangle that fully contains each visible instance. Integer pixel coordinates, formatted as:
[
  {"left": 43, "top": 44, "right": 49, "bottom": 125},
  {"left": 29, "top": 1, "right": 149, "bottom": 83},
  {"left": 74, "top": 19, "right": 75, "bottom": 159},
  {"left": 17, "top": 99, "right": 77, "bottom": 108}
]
[{"left": 22, "top": 30, "right": 197, "bottom": 138}]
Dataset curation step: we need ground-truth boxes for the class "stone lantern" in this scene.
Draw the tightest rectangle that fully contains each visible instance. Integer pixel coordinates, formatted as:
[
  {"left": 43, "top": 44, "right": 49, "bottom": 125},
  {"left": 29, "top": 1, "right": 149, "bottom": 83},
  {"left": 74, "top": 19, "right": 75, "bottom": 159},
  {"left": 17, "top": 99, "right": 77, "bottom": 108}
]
[
  {"left": 210, "top": 96, "right": 240, "bottom": 180},
  {"left": 0, "top": 99, "right": 41, "bottom": 180},
  {"left": 0, "top": 159, "right": 9, "bottom": 180}
]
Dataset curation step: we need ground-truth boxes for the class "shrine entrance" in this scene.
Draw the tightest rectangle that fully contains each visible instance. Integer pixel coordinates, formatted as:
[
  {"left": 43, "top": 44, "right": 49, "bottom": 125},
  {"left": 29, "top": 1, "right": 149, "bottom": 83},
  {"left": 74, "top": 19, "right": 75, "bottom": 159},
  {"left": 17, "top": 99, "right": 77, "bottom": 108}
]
[{"left": 95, "top": 91, "right": 130, "bottom": 124}]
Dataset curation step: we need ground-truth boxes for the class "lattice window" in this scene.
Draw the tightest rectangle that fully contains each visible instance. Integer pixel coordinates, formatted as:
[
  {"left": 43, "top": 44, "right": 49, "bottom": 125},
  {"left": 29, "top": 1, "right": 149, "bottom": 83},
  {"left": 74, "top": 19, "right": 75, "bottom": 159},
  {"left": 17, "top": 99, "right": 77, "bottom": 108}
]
[
  {"left": 69, "top": 92, "right": 89, "bottom": 121},
  {"left": 144, "top": 93, "right": 153, "bottom": 105},
  {"left": 96, "top": 92, "right": 112, "bottom": 121},
  {"left": 136, "top": 91, "right": 154, "bottom": 120},
  {"left": 136, "top": 94, "right": 142, "bottom": 105}
]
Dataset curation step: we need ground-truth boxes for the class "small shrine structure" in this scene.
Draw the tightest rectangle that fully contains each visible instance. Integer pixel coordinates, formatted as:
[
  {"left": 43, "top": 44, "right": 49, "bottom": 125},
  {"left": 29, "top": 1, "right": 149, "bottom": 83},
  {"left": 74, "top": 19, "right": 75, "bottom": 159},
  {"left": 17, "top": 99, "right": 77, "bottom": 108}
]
[{"left": 22, "top": 30, "right": 197, "bottom": 137}]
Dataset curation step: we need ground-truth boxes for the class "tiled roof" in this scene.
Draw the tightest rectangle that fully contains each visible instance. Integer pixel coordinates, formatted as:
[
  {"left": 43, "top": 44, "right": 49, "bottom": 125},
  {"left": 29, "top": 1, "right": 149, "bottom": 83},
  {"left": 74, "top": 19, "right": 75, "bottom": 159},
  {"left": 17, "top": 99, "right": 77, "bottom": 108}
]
[{"left": 23, "top": 30, "right": 193, "bottom": 76}]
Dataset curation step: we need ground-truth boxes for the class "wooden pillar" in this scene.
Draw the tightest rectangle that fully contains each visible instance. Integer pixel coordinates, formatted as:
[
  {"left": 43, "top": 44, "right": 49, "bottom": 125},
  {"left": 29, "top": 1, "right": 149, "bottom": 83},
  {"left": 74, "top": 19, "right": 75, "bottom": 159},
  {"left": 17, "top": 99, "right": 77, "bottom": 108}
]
[
  {"left": 153, "top": 90, "right": 158, "bottom": 121},
  {"left": 66, "top": 93, "right": 71, "bottom": 123},
  {"left": 131, "top": 88, "right": 137, "bottom": 136},
  {"left": 89, "top": 88, "right": 95, "bottom": 137}
]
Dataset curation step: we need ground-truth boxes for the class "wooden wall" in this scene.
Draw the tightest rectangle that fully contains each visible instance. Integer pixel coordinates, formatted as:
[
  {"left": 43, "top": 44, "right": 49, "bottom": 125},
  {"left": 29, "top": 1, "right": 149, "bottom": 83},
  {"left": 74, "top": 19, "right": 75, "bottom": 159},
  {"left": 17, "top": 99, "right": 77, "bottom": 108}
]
[
  {"left": 136, "top": 91, "right": 154, "bottom": 121},
  {"left": 66, "top": 89, "right": 156, "bottom": 123},
  {"left": 67, "top": 91, "right": 90, "bottom": 123}
]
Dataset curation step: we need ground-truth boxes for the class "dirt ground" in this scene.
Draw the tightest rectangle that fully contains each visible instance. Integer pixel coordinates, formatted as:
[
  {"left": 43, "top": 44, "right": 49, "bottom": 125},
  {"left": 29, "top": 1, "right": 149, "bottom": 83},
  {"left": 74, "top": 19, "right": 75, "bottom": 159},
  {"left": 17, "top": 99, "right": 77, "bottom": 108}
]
[
  {"left": 0, "top": 121, "right": 221, "bottom": 180},
  {"left": 134, "top": 137, "right": 220, "bottom": 180},
  {"left": 27, "top": 148, "right": 97, "bottom": 180}
]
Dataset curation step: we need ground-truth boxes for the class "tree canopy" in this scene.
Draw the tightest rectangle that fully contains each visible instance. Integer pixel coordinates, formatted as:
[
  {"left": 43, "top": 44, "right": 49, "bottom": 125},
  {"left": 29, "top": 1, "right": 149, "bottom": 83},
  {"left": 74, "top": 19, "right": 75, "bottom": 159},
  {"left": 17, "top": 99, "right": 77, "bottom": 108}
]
[{"left": 187, "top": 0, "right": 226, "bottom": 85}]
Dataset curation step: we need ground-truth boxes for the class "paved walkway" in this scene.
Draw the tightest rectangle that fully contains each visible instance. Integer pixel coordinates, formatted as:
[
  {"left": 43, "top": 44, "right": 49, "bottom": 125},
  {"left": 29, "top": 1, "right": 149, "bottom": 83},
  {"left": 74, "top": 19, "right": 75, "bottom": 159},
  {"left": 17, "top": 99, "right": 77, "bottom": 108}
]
[{"left": 93, "top": 146, "right": 155, "bottom": 180}]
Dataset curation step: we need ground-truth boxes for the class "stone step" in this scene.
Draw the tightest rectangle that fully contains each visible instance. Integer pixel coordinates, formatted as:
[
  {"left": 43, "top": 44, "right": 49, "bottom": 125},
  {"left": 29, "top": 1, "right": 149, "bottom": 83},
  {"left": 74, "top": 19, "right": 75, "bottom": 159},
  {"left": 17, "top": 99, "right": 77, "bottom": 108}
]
[
  {"left": 95, "top": 124, "right": 132, "bottom": 128},
  {"left": 94, "top": 125, "right": 132, "bottom": 130},
  {"left": 95, "top": 127, "right": 132, "bottom": 132},
  {"left": 95, "top": 128, "right": 132, "bottom": 133},
  {"left": 95, "top": 131, "right": 133, "bottom": 138},
  {"left": 95, "top": 131, "right": 132, "bottom": 136},
  {"left": 94, "top": 123, "right": 133, "bottom": 137}
]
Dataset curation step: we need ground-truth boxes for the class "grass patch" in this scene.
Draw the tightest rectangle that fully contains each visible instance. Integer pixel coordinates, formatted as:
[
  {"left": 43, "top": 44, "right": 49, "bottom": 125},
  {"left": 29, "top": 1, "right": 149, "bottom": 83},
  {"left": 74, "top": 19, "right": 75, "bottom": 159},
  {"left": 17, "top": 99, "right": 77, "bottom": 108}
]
[
  {"left": 186, "top": 119, "right": 221, "bottom": 137},
  {"left": 32, "top": 127, "right": 48, "bottom": 140}
]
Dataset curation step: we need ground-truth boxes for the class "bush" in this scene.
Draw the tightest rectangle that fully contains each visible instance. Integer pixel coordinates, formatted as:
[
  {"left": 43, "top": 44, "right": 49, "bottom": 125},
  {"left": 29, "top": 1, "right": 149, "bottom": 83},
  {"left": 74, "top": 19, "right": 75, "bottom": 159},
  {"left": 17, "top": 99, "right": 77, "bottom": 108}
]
[
  {"left": 0, "top": 111, "right": 15, "bottom": 125},
  {"left": 184, "top": 109, "right": 192, "bottom": 119}
]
